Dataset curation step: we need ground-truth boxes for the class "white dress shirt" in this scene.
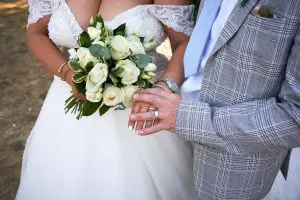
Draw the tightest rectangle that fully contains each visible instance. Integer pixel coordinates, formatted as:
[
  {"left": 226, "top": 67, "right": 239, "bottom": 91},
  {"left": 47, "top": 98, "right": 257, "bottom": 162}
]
[{"left": 181, "top": 0, "right": 239, "bottom": 100}]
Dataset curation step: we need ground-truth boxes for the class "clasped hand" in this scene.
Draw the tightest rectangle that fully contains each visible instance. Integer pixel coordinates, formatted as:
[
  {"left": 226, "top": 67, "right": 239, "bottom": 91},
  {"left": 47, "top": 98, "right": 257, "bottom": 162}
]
[{"left": 128, "top": 88, "right": 181, "bottom": 136}]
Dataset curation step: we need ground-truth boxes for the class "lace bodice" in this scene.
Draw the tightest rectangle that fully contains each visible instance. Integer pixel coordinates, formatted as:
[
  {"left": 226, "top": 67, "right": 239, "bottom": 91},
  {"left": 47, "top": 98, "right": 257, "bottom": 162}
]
[{"left": 28, "top": 0, "right": 194, "bottom": 49}]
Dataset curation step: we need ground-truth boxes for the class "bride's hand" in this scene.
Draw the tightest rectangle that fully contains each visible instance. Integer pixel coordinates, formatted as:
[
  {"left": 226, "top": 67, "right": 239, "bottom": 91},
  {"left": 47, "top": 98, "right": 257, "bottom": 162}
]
[
  {"left": 128, "top": 85, "right": 171, "bottom": 132},
  {"left": 65, "top": 71, "right": 86, "bottom": 100},
  {"left": 128, "top": 100, "right": 157, "bottom": 132}
]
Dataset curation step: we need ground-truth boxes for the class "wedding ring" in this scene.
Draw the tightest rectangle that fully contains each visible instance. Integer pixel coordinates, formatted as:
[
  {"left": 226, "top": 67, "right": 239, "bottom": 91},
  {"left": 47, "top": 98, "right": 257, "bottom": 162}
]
[
  {"left": 148, "top": 107, "right": 157, "bottom": 111},
  {"left": 154, "top": 110, "right": 159, "bottom": 120}
]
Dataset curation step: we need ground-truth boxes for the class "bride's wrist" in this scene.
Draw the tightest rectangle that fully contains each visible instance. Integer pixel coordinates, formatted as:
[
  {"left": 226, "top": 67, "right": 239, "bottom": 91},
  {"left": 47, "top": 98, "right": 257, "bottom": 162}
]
[
  {"left": 153, "top": 82, "right": 172, "bottom": 93},
  {"left": 65, "top": 70, "right": 74, "bottom": 85}
]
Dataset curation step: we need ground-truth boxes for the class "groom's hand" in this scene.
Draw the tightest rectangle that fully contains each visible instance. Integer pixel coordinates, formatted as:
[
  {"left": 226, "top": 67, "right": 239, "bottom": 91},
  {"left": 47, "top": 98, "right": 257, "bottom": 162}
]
[{"left": 130, "top": 88, "right": 181, "bottom": 135}]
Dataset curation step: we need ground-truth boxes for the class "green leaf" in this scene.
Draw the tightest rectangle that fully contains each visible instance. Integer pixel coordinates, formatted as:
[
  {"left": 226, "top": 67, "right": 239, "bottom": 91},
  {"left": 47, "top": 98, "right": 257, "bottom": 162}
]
[
  {"left": 136, "top": 79, "right": 146, "bottom": 88},
  {"left": 81, "top": 100, "right": 101, "bottom": 116},
  {"left": 99, "top": 104, "right": 110, "bottom": 116},
  {"left": 64, "top": 97, "right": 78, "bottom": 114},
  {"left": 101, "top": 28, "right": 109, "bottom": 41},
  {"left": 73, "top": 81, "right": 86, "bottom": 93},
  {"left": 109, "top": 74, "right": 119, "bottom": 86},
  {"left": 89, "top": 44, "right": 111, "bottom": 60},
  {"left": 69, "top": 60, "right": 85, "bottom": 73},
  {"left": 65, "top": 95, "right": 75, "bottom": 104},
  {"left": 112, "top": 67, "right": 125, "bottom": 77},
  {"left": 78, "top": 31, "right": 91, "bottom": 47},
  {"left": 85, "top": 62, "right": 94, "bottom": 72},
  {"left": 139, "top": 37, "right": 145, "bottom": 43},
  {"left": 72, "top": 73, "right": 87, "bottom": 83},
  {"left": 113, "top": 23, "right": 126, "bottom": 36},
  {"left": 95, "top": 13, "right": 104, "bottom": 27},
  {"left": 131, "top": 54, "right": 153, "bottom": 69}
]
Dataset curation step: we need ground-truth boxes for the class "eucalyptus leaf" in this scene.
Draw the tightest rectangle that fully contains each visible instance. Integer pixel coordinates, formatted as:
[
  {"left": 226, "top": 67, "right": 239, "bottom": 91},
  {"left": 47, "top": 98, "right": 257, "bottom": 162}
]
[
  {"left": 78, "top": 31, "right": 91, "bottom": 47},
  {"left": 89, "top": 44, "right": 111, "bottom": 60},
  {"left": 99, "top": 104, "right": 110, "bottom": 116},
  {"left": 69, "top": 61, "right": 85, "bottom": 73},
  {"left": 113, "top": 23, "right": 126, "bottom": 36},
  {"left": 81, "top": 100, "right": 101, "bottom": 116},
  {"left": 131, "top": 54, "right": 153, "bottom": 69}
]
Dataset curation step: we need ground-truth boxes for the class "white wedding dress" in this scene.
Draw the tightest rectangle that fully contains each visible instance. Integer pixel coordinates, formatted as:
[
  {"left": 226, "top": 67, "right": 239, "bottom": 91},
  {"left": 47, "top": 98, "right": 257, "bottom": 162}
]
[{"left": 16, "top": 1, "right": 195, "bottom": 200}]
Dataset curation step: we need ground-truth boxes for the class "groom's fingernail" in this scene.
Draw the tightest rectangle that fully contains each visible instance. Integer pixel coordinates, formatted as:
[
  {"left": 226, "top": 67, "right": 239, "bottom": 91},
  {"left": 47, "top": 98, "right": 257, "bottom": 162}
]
[{"left": 128, "top": 126, "right": 133, "bottom": 131}]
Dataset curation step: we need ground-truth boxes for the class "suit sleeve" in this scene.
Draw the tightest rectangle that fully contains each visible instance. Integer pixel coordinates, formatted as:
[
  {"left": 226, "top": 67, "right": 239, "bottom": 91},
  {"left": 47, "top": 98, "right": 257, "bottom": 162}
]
[{"left": 176, "top": 26, "right": 300, "bottom": 155}]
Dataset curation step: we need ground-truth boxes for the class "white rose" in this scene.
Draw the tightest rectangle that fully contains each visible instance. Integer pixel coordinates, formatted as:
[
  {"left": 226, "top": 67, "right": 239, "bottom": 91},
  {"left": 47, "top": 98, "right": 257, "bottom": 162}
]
[
  {"left": 86, "top": 88, "right": 103, "bottom": 103},
  {"left": 103, "top": 86, "right": 124, "bottom": 106},
  {"left": 122, "top": 85, "right": 140, "bottom": 107},
  {"left": 126, "top": 35, "right": 145, "bottom": 55},
  {"left": 87, "top": 27, "right": 102, "bottom": 40},
  {"left": 110, "top": 35, "right": 131, "bottom": 60},
  {"left": 68, "top": 48, "right": 78, "bottom": 60},
  {"left": 144, "top": 63, "right": 157, "bottom": 72},
  {"left": 143, "top": 38, "right": 156, "bottom": 50},
  {"left": 86, "top": 63, "right": 108, "bottom": 92},
  {"left": 114, "top": 59, "right": 140, "bottom": 85},
  {"left": 76, "top": 47, "right": 98, "bottom": 68}
]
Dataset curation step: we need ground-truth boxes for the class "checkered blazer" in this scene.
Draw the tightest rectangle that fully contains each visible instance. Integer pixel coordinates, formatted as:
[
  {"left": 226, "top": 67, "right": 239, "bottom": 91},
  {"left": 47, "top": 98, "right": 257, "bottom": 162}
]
[{"left": 176, "top": 0, "right": 300, "bottom": 199}]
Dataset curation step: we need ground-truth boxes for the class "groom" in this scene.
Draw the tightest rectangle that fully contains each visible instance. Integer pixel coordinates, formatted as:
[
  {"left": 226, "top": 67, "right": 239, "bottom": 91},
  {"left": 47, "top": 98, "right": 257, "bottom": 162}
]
[{"left": 130, "top": 0, "right": 300, "bottom": 199}]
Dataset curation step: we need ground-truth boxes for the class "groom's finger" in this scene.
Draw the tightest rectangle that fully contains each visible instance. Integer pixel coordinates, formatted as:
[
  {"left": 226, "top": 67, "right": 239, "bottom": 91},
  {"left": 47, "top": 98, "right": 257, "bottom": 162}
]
[
  {"left": 139, "top": 88, "right": 174, "bottom": 100},
  {"left": 132, "top": 94, "right": 164, "bottom": 107},
  {"left": 130, "top": 111, "right": 156, "bottom": 122}
]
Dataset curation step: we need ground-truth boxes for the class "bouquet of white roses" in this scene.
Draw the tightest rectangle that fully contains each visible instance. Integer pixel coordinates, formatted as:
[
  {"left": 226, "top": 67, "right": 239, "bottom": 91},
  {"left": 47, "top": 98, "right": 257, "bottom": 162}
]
[{"left": 65, "top": 14, "right": 157, "bottom": 119}]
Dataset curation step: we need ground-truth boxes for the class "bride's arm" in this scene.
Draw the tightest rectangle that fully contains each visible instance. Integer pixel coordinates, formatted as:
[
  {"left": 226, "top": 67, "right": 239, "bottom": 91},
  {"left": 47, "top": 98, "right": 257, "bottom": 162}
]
[
  {"left": 128, "top": 0, "right": 193, "bottom": 132},
  {"left": 154, "top": 0, "right": 192, "bottom": 86},
  {"left": 27, "top": 17, "right": 84, "bottom": 99}
]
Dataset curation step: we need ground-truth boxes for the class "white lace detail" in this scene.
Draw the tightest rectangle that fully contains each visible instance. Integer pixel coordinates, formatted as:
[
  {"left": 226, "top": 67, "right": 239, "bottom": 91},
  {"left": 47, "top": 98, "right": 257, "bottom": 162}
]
[
  {"left": 28, "top": 0, "right": 56, "bottom": 24},
  {"left": 48, "top": 0, "right": 83, "bottom": 47},
  {"left": 147, "top": 5, "right": 195, "bottom": 36}
]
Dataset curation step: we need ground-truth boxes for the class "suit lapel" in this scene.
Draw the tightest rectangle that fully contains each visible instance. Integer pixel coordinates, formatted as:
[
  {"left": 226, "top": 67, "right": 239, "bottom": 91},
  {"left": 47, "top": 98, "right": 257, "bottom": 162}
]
[{"left": 210, "top": 0, "right": 259, "bottom": 56}]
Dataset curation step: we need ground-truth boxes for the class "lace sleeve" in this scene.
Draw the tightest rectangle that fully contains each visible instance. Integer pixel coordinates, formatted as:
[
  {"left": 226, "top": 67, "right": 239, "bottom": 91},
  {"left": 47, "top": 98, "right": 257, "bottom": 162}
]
[
  {"left": 147, "top": 5, "right": 195, "bottom": 36},
  {"left": 28, "top": 0, "right": 54, "bottom": 24}
]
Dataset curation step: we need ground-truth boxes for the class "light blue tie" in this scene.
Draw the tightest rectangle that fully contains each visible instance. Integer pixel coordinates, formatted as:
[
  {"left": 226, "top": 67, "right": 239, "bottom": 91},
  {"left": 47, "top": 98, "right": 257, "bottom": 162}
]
[{"left": 184, "top": 0, "right": 223, "bottom": 78}]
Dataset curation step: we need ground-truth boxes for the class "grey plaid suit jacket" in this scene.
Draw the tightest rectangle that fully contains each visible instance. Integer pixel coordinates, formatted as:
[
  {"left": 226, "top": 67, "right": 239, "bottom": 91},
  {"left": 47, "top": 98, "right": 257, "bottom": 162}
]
[{"left": 176, "top": 0, "right": 300, "bottom": 199}]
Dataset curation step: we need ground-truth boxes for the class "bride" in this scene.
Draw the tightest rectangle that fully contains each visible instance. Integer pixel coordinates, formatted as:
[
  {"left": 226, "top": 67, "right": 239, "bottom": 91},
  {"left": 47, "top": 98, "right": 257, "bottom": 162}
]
[{"left": 16, "top": 0, "right": 195, "bottom": 199}]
